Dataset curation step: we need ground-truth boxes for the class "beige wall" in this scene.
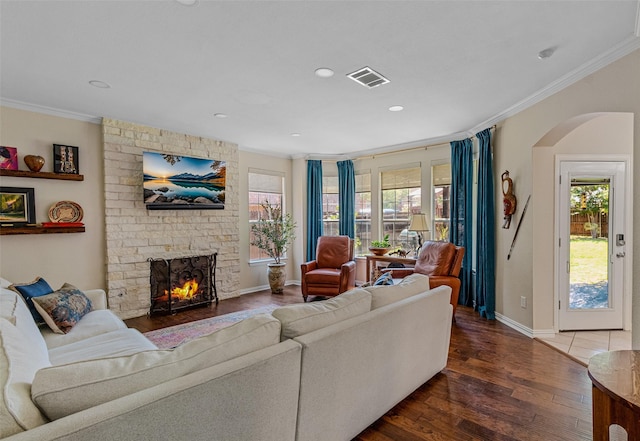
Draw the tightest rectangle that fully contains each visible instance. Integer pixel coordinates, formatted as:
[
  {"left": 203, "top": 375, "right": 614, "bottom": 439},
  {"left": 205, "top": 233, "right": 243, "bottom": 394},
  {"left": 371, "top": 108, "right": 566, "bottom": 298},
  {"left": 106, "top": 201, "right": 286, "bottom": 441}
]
[
  {"left": 0, "top": 107, "right": 105, "bottom": 290},
  {"left": 238, "top": 151, "right": 297, "bottom": 292},
  {"left": 494, "top": 49, "right": 639, "bottom": 342}
]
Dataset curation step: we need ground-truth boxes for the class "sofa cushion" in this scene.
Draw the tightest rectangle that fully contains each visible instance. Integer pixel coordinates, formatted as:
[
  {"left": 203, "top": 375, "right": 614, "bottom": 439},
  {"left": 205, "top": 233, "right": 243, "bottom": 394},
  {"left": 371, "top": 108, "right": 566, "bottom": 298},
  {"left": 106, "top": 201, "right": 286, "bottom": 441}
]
[
  {"left": 0, "top": 288, "right": 49, "bottom": 357},
  {"left": 0, "top": 288, "right": 18, "bottom": 325},
  {"left": 272, "top": 288, "right": 371, "bottom": 340},
  {"left": 32, "top": 284, "right": 92, "bottom": 334},
  {"left": 0, "top": 318, "right": 50, "bottom": 438},
  {"left": 32, "top": 313, "right": 281, "bottom": 420},
  {"left": 9, "top": 277, "right": 54, "bottom": 324},
  {"left": 364, "top": 273, "right": 430, "bottom": 309},
  {"left": 0, "top": 277, "right": 11, "bottom": 289},
  {"left": 42, "top": 309, "right": 127, "bottom": 349},
  {"left": 48, "top": 328, "right": 158, "bottom": 365}
]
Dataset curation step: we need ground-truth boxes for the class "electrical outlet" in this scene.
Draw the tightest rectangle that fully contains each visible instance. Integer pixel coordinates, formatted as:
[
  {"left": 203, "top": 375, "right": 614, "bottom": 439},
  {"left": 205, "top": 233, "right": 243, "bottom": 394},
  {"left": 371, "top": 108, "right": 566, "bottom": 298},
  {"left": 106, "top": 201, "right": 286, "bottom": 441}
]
[{"left": 520, "top": 296, "right": 527, "bottom": 309}]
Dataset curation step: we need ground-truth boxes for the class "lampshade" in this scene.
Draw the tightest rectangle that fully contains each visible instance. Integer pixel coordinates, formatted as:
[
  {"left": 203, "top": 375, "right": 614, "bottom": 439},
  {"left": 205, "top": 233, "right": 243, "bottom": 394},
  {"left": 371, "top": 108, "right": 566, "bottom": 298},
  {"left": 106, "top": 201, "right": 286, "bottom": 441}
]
[{"left": 408, "top": 213, "right": 430, "bottom": 232}]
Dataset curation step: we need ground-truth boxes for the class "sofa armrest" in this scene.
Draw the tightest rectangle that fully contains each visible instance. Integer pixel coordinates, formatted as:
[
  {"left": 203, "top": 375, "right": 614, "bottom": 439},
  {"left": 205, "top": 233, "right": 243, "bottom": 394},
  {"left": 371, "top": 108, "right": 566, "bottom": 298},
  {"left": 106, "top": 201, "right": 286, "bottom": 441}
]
[
  {"left": 300, "top": 260, "right": 318, "bottom": 275},
  {"left": 84, "top": 289, "right": 107, "bottom": 311}
]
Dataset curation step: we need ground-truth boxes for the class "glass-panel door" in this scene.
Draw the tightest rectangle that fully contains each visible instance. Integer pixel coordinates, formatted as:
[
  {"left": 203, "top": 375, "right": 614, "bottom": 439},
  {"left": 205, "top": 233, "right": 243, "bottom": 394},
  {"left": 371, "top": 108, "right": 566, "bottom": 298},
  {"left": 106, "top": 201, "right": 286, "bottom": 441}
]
[{"left": 558, "top": 161, "right": 625, "bottom": 331}]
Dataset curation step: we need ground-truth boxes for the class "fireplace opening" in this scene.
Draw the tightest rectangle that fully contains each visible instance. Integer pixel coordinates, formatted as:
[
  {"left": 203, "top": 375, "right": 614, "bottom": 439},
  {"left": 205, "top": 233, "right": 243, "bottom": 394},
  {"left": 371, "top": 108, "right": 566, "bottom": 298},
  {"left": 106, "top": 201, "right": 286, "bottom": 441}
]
[{"left": 149, "top": 253, "right": 218, "bottom": 315}]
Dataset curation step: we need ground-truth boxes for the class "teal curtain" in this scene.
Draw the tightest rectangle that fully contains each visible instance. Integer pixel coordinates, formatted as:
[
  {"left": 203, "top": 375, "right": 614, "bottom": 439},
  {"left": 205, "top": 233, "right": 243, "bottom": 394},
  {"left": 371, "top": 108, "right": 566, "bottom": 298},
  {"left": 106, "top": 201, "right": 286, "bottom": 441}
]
[
  {"left": 337, "top": 160, "right": 355, "bottom": 238},
  {"left": 306, "top": 160, "right": 323, "bottom": 261},
  {"left": 450, "top": 138, "right": 473, "bottom": 306},
  {"left": 475, "top": 128, "right": 496, "bottom": 319}
]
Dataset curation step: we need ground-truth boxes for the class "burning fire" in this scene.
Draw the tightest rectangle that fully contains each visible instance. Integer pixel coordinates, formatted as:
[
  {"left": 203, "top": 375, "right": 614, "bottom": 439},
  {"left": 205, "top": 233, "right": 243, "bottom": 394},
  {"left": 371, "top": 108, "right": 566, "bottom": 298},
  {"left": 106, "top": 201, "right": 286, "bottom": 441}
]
[{"left": 165, "top": 279, "right": 199, "bottom": 300}]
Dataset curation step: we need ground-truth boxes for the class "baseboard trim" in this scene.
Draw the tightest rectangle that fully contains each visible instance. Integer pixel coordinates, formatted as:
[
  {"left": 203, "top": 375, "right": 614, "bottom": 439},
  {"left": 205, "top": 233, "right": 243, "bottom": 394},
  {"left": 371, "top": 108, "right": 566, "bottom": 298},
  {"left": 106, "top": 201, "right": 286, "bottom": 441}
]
[
  {"left": 239, "top": 280, "right": 301, "bottom": 296},
  {"left": 495, "top": 312, "right": 533, "bottom": 338}
]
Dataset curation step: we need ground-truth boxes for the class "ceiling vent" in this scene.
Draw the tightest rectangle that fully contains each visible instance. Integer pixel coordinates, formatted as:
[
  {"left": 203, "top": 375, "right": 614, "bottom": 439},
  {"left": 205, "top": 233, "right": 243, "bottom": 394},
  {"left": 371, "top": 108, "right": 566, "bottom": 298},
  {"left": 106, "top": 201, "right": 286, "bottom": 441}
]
[{"left": 347, "top": 66, "right": 390, "bottom": 89}]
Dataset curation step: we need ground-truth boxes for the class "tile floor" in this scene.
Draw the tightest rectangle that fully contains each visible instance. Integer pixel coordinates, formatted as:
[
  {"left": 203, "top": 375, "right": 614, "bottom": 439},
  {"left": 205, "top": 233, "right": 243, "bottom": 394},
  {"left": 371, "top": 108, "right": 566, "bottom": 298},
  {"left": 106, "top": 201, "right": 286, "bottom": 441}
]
[{"left": 537, "top": 330, "right": 632, "bottom": 366}]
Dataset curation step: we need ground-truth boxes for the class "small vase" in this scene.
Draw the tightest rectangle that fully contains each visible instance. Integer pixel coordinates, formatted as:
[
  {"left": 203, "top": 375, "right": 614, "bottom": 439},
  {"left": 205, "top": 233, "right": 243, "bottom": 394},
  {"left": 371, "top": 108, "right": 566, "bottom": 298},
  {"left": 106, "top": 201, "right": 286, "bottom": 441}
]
[
  {"left": 267, "top": 263, "right": 286, "bottom": 294},
  {"left": 24, "top": 155, "right": 45, "bottom": 172}
]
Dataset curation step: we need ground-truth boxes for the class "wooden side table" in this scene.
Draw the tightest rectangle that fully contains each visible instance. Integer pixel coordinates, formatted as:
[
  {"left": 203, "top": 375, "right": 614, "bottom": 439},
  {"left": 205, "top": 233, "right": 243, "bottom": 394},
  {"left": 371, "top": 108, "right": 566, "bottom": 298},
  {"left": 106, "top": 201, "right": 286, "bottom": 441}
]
[
  {"left": 588, "top": 350, "right": 640, "bottom": 440},
  {"left": 365, "top": 255, "right": 416, "bottom": 282}
]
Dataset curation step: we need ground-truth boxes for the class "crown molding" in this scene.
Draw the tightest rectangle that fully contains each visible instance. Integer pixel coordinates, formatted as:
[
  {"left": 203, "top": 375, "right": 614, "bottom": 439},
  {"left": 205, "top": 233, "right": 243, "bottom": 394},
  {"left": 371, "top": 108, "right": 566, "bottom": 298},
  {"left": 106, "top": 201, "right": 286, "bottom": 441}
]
[
  {"left": 469, "top": 35, "right": 640, "bottom": 134},
  {"left": 0, "top": 98, "right": 102, "bottom": 124}
]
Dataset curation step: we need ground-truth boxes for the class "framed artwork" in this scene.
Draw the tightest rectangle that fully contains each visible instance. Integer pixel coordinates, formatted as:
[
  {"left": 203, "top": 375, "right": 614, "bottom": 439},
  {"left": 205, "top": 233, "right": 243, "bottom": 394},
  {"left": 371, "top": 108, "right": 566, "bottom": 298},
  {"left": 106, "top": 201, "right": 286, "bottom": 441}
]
[
  {"left": 0, "top": 187, "right": 36, "bottom": 226},
  {"left": 0, "top": 146, "right": 18, "bottom": 170},
  {"left": 53, "top": 144, "right": 79, "bottom": 174}
]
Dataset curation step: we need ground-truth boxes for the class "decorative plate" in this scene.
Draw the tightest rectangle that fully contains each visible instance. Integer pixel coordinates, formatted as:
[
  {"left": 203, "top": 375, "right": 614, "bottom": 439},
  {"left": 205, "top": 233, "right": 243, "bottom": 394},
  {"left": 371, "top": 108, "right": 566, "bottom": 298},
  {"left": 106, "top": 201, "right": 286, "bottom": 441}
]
[{"left": 48, "top": 201, "right": 84, "bottom": 223}]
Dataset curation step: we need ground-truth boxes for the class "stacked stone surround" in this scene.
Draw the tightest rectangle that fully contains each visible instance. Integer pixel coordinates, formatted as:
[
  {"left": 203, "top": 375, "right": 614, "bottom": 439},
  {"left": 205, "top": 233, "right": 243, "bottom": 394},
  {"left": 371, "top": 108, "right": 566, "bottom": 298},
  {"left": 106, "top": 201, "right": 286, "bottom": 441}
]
[{"left": 102, "top": 118, "right": 239, "bottom": 319}]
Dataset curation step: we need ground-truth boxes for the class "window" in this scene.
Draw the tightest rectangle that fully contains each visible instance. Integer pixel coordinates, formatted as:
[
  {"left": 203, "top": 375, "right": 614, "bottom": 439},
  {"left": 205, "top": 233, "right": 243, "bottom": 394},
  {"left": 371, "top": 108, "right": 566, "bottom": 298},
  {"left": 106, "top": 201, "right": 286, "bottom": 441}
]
[
  {"left": 432, "top": 163, "right": 451, "bottom": 241},
  {"left": 322, "top": 176, "right": 339, "bottom": 236},
  {"left": 248, "top": 171, "right": 284, "bottom": 261},
  {"left": 381, "top": 166, "right": 421, "bottom": 248},
  {"left": 354, "top": 172, "right": 371, "bottom": 255}
]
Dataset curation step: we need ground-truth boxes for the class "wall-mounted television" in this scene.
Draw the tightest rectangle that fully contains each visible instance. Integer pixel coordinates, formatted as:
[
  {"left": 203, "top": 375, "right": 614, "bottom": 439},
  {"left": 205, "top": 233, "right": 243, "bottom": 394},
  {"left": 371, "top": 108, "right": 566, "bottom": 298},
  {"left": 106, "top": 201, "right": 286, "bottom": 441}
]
[{"left": 143, "top": 152, "right": 226, "bottom": 210}]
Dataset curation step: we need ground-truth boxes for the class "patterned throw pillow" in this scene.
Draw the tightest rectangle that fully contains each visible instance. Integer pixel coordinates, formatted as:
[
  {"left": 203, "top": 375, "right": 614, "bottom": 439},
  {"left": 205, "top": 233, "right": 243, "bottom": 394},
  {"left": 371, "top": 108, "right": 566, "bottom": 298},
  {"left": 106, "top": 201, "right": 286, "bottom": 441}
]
[
  {"left": 31, "top": 284, "right": 92, "bottom": 334},
  {"left": 373, "top": 272, "right": 394, "bottom": 286},
  {"left": 9, "top": 277, "right": 54, "bottom": 324}
]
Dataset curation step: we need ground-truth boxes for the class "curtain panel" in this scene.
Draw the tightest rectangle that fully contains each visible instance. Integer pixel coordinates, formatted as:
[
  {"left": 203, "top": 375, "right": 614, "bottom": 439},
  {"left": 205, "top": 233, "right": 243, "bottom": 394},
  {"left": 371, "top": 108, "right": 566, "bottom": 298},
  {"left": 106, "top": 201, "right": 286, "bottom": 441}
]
[
  {"left": 337, "top": 160, "right": 356, "bottom": 238},
  {"left": 306, "top": 160, "right": 323, "bottom": 261},
  {"left": 449, "top": 138, "right": 474, "bottom": 306},
  {"left": 475, "top": 128, "right": 496, "bottom": 319}
]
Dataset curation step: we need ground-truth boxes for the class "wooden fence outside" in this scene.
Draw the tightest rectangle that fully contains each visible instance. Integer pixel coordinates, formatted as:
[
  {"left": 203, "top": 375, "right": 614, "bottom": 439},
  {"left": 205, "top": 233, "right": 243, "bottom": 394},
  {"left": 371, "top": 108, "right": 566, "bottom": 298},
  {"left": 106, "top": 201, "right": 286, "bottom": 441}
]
[{"left": 570, "top": 212, "right": 608, "bottom": 238}]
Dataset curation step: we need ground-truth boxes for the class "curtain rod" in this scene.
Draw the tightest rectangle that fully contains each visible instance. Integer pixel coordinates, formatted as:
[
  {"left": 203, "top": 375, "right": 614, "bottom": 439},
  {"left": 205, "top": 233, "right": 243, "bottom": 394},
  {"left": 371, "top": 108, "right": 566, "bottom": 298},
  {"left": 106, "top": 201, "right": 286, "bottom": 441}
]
[{"left": 354, "top": 125, "right": 496, "bottom": 161}]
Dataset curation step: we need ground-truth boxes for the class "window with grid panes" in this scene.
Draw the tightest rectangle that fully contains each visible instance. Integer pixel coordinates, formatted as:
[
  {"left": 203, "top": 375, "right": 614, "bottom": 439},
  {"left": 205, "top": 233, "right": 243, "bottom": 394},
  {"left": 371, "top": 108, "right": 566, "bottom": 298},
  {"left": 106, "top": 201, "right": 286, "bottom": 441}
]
[
  {"left": 381, "top": 166, "right": 421, "bottom": 248},
  {"left": 249, "top": 171, "right": 285, "bottom": 262},
  {"left": 354, "top": 172, "right": 371, "bottom": 255},
  {"left": 432, "top": 163, "right": 451, "bottom": 241},
  {"left": 322, "top": 176, "right": 339, "bottom": 236}
]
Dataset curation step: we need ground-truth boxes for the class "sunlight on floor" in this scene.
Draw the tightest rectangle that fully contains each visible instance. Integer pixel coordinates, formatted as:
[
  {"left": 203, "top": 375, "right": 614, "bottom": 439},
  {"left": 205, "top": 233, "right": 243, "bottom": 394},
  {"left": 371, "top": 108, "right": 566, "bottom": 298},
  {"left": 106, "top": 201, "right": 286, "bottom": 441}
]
[{"left": 538, "top": 330, "right": 632, "bottom": 366}]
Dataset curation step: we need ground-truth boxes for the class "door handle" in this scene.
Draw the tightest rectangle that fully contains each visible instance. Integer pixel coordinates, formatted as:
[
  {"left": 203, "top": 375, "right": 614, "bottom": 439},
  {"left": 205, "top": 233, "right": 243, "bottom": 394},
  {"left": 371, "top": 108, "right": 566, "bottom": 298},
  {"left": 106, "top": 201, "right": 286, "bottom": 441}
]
[{"left": 616, "top": 252, "right": 626, "bottom": 258}]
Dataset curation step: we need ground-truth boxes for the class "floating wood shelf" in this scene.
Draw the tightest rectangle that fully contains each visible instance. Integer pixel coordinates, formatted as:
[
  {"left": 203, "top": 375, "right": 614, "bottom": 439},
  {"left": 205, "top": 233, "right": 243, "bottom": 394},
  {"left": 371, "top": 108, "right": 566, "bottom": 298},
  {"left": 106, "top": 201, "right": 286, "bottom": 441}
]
[
  {"left": 0, "top": 226, "right": 85, "bottom": 235},
  {"left": 0, "top": 169, "right": 84, "bottom": 181}
]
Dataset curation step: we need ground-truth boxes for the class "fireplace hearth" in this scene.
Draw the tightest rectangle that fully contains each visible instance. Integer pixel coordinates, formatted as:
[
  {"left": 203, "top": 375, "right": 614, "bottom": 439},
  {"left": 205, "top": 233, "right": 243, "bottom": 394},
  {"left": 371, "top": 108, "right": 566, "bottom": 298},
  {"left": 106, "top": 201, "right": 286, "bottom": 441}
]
[{"left": 149, "top": 253, "right": 218, "bottom": 315}]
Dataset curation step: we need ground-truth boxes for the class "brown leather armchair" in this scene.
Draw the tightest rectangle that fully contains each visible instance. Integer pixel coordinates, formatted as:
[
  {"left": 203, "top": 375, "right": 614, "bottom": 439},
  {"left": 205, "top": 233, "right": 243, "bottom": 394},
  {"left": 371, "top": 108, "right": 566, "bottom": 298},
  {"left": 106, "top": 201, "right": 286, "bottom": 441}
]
[
  {"left": 383, "top": 241, "right": 465, "bottom": 316},
  {"left": 301, "top": 235, "right": 356, "bottom": 302}
]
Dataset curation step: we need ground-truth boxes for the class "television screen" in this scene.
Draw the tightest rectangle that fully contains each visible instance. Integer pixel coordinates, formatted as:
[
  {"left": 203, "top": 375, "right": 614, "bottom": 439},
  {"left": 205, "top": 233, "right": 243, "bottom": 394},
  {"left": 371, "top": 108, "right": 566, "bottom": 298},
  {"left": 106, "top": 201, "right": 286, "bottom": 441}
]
[{"left": 143, "top": 152, "right": 226, "bottom": 210}]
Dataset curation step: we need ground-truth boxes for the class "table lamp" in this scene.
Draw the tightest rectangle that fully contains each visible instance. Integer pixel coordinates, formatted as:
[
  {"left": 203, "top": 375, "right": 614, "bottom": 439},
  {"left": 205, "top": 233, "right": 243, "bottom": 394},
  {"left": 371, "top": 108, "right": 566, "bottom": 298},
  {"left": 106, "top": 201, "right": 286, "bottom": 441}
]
[{"left": 408, "top": 213, "right": 430, "bottom": 255}]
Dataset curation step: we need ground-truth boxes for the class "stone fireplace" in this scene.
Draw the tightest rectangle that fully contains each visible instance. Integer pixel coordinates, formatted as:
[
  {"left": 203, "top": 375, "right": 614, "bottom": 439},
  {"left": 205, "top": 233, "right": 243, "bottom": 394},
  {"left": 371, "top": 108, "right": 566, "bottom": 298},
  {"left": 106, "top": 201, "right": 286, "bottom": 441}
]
[
  {"left": 149, "top": 254, "right": 218, "bottom": 315},
  {"left": 102, "top": 118, "right": 240, "bottom": 319}
]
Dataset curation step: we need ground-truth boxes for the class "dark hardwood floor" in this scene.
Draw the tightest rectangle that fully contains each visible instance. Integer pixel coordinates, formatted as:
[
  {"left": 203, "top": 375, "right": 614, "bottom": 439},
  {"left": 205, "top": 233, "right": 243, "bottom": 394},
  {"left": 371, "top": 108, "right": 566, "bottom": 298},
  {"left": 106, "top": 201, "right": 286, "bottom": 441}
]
[{"left": 125, "top": 286, "right": 593, "bottom": 441}]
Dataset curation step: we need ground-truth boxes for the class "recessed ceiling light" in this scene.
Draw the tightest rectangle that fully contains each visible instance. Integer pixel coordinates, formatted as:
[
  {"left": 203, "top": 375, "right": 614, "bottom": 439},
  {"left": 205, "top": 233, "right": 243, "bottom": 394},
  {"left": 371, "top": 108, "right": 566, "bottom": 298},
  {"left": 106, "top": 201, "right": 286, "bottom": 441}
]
[
  {"left": 89, "top": 80, "right": 111, "bottom": 89},
  {"left": 537, "top": 47, "right": 556, "bottom": 60},
  {"left": 315, "top": 68, "right": 334, "bottom": 78},
  {"left": 175, "top": 0, "right": 199, "bottom": 6},
  {"left": 389, "top": 105, "right": 404, "bottom": 112},
  {"left": 291, "top": 133, "right": 301, "bottom": 137},
  {"left": 213, "top": 113, "right": 228, "bottom": 119}
]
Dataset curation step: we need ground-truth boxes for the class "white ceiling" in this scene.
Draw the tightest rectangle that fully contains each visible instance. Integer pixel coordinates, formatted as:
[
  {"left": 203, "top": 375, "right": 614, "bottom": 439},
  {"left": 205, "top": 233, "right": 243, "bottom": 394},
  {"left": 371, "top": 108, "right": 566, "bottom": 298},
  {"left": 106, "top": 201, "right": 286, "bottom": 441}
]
[{"left": 1, "top": 1, "right": 639, "bottom": 158}]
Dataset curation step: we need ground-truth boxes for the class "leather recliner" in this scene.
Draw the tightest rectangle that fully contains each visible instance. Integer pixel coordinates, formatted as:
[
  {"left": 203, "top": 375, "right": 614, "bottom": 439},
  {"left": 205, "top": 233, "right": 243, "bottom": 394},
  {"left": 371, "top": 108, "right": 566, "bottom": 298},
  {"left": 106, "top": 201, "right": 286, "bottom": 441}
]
[
  {"left": 383, "top": 240, "right": 465, "bottom": 316},
  {"left": 300, "top": 235, "right": 356, "bottom": 302}
]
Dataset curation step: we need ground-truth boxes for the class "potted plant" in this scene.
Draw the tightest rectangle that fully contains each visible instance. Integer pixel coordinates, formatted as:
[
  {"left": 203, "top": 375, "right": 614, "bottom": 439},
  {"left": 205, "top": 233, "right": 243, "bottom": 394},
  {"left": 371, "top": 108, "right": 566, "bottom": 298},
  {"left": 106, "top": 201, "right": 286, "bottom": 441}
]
[
  {"left": 369, "top": 234, "right": 391, "bottom": 256},
  {"left": 250, "top": 201, "right": 297, "bottom": 294}
]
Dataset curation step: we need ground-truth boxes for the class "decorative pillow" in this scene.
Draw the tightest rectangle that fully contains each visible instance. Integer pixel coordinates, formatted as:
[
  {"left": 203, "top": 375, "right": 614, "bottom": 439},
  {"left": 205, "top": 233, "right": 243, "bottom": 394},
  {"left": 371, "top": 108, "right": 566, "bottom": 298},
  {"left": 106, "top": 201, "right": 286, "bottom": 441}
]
[
  {"left": 8, "top": 277, "right": 54, "bottom": 324},
  {"left": 373, "top": 272, "right": 394, "bottom": 286},
  {"left": 31, "top": 284, "right": 92, "bottom": 334},
  {"left": 272, "top": 288, "right": 372, "bottom": 340},
  {"left": 365, "top": 273, "right": 431, "bottom": 309}
]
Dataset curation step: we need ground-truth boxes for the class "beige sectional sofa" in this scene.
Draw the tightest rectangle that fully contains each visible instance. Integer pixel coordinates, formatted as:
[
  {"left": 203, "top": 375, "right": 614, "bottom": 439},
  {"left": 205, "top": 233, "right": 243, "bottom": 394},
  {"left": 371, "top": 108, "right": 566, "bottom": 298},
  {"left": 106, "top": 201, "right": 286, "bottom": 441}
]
[{"left": 0, "top": 274, "right": 452, "bottom": 441}]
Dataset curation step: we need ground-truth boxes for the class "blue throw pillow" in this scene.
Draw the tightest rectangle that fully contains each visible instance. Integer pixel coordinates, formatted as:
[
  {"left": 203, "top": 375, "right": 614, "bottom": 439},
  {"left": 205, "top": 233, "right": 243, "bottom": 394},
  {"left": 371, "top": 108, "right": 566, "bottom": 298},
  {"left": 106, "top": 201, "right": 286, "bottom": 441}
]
[
  {"left": 373, "top": 272, "right": 394, "bottom": 286},
  {"left": 9, "top": 277, "right": 54, "bottom": 324}
]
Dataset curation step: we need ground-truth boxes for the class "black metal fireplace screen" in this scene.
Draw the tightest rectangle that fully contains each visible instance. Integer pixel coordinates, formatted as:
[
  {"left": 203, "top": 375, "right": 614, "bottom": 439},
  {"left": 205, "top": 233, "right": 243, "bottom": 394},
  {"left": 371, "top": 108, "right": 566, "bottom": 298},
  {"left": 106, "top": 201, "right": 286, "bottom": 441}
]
[{"left": 149, "top": 253, "right": 218, "bottom": 315}]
